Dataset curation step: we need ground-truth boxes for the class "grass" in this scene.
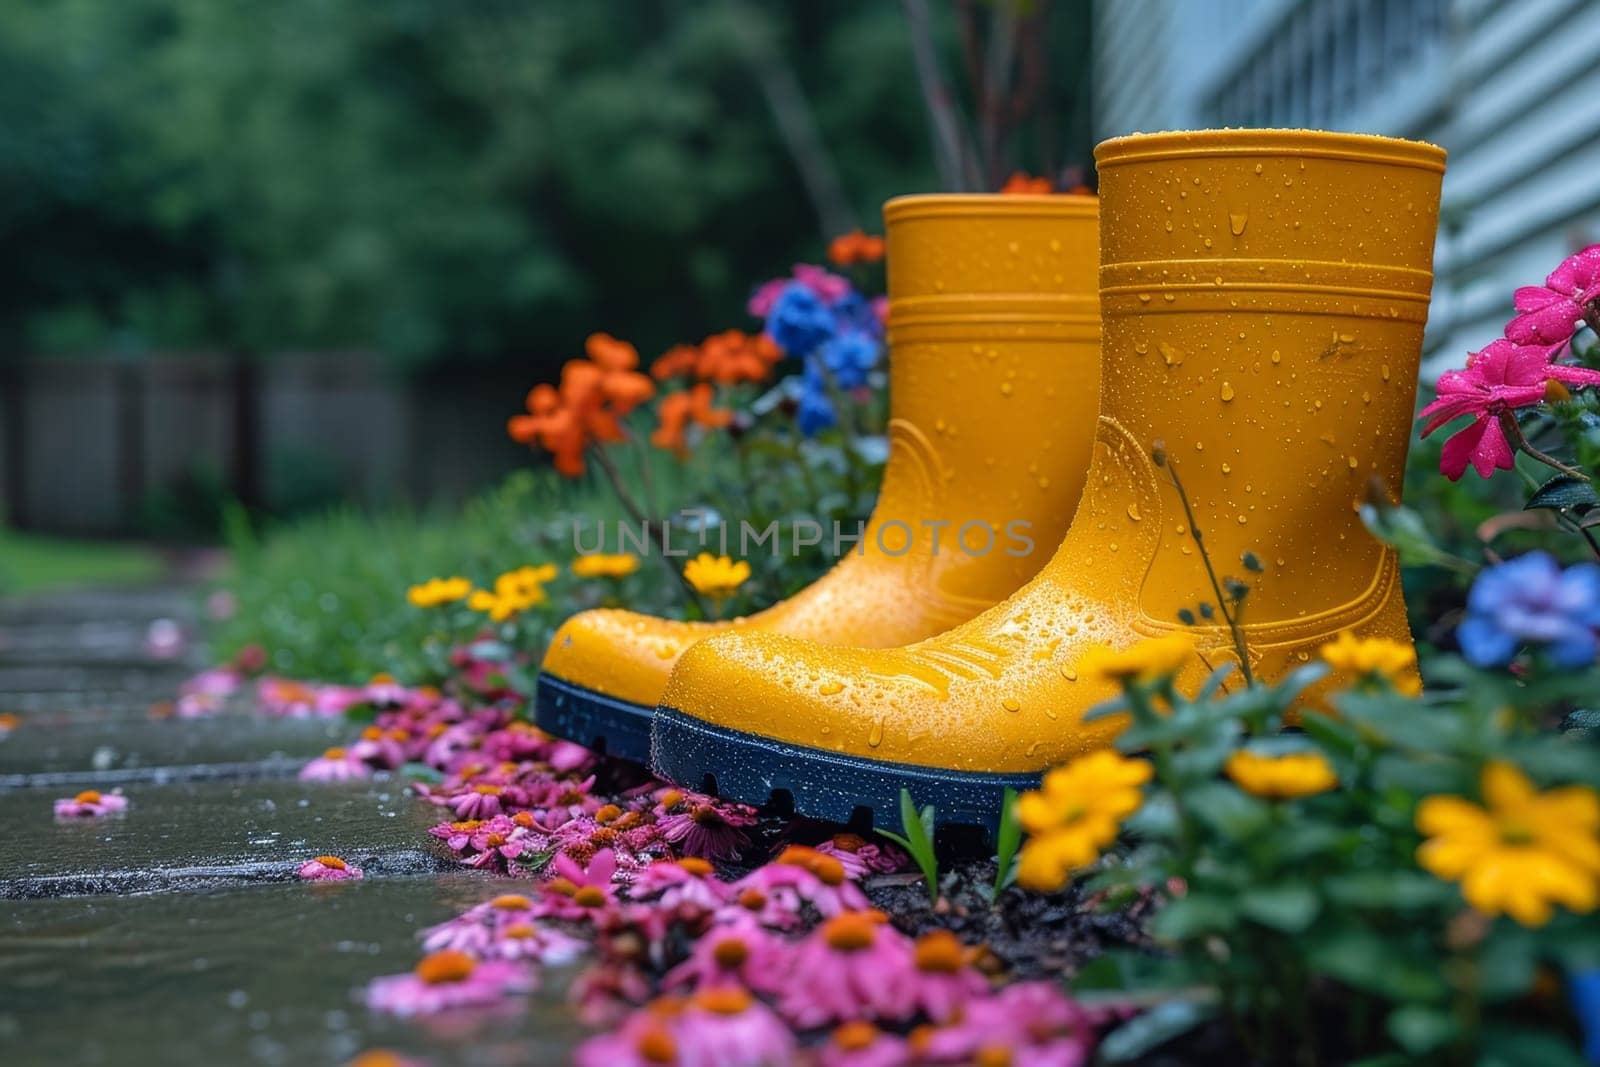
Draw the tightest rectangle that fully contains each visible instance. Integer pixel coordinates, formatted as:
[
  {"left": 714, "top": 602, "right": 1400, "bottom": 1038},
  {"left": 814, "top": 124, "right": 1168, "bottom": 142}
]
[{"left": 0, "top": 527, "right": 164, "bottom": 595}]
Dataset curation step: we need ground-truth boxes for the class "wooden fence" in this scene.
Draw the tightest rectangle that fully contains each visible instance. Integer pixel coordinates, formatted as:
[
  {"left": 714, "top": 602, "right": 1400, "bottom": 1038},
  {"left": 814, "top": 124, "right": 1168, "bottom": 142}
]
[{"left": 0, "top": 353, "right": 540, "bottom": 536}]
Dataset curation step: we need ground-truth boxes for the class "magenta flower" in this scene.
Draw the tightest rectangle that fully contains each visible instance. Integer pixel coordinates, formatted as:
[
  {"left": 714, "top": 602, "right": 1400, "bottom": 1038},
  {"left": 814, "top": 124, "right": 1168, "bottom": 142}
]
[
  {"left": 534, "top": 848, "right": 623, "bottom": 922},
  {"left": 821, "top": 1022, "right": 911, "bottom": 1067},
  {"left": 298, "top": 855, "right": 363, "bottom": 881},
  {"left": 892, "top": 929, "right": 988, "bottom": 1022},
  {"left": 365, "top": 950, "right": 534, "bottom": 1016},
  {"left": 449, "top": 784, "right": 507, "bottom": 820},
  {"left": 576, "top": 990, "right": 796, "bottom": 1067},
  {"left": 663, "top": 915, "right": 791, "bottom": 996},
  {"left": 429, "top": 818, "right": 488, "bottom": 852},
  {"left": 464, "top": 818, "right": 547, "bottom": 873},
  {"left": 748, "top": 263, "right": 852, "bottom": 317},
  {"left": 53, "top": 789, "right": 128, "bottom": 818},
  {"left": 920, "top": 981, "right": 1094, "bottom": 1067},
  {"left": 776, "top": 911, "right": 917, "bottom": 1028},
  {"left": 422, "top": 893, "right": 586, "bottom": 964},
  {"left": 1419, "top": 339, "right": 1600, "bottom": 479},
  {"left": 814, "top": 833, "right": 911, "bottom": 879},
  {"left": 657, "top": 797, "right": 758, "bottom": 862},
  {"left": 298, "top": 747, "right": 372, "bottom": 783},
  {"left": 728, "top": 849, "right": 871, "bottom": 928},
  {"left": 627, "top": 857, "right": 732, "bottom": 913},
  {"left": 1505, "top": 244, "right": 1600, "bottom": 348}
]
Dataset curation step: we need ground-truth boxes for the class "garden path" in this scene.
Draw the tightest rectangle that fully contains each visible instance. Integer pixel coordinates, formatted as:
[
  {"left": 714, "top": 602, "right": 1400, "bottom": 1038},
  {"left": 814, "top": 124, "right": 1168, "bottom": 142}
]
[{"left": 0, "top": 583, "right": 582, "bottom": 1065}]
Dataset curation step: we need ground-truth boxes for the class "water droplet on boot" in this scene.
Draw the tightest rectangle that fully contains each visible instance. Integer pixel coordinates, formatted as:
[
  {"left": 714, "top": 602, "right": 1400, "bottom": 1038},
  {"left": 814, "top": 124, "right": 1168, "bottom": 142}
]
[
  {"left": 1002, "top": 697, "right": 1021, "bottom": 713},
  {"left": 867, "top": 722, "right": 883, "bottom": 748},
  {"left": 1229, "top": 213, "right": 1248, "bottom": 235}
]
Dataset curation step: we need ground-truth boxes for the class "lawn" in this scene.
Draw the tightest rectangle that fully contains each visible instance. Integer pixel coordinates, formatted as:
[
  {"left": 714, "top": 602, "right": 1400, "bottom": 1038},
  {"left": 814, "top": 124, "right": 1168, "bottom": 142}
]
[{"left": 0, "top": 526, "right": 164, "bottom": 595}]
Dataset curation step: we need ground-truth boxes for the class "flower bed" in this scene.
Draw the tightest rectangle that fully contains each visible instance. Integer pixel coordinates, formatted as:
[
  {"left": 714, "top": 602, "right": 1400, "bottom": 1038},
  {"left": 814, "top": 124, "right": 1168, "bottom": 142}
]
[{"left": 189, "top": 236, "right": 1600, "bottom": 1065}]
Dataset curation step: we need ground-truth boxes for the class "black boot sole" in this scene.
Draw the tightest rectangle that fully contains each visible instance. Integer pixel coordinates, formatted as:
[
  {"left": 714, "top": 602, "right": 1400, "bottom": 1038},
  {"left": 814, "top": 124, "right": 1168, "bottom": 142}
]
[
  {"left": 533, "top": 672, "right": 653, "bottom": 765},
  {"left": 651, "top": 705, "right": 1040, "bottom": 830}
]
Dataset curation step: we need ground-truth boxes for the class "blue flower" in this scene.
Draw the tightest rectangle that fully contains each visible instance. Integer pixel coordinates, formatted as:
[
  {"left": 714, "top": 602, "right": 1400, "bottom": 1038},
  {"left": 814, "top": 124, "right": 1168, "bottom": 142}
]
[
  {"left": 1570, "top": 968, "right": 1600, "bottom": 1064},
  {"left": 820, "top": 329, "right": 881, "bottom": 389},
  {"left": 796, "top": 357, "right": 836, "bottom": 436},
  {"left": 1457, "top": 552, "right": 1600, "bottom": 668},
  {"left": 830, "top": 290, "right": 884, "bottom": 340},
  {"left": 766, "top": 283, "right": 837, "bottom": 358}
]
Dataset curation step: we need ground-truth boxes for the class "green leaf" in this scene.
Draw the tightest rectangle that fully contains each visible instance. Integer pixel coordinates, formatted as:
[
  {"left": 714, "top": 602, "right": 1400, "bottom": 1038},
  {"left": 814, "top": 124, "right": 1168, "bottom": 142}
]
[
  {"left": 1238, "top": 883, "right": 1320, "bottom": 933},
  {"left": 1184, "top": 782, "right": 1271, "bottom": 838},
  {"left": 1152, "top": 893, "right": 1237, "bottom": 940},
  {"left": 993, "top": 788, "right": 1022, "bottom": 897},
  {"left": 1323, "top": 870, "right": 1455, "bottom": 911},
  {"left": 1386, "top": 1004, "right": 1459, "bottom": 1055},
  {"left": 1479, "top": 1025, "right": 1588, "bottom": 1067},
  {"left": 1098, "top": 1000, "right": 1217, "bottom": 1062},
  {"left": 400, "top": 761, "right": 443, "bottom": 784},
  {"left": 1309, "top": 930, "right": 1447, "bottom": 1001},
  {"left": 1071, "top": 948, "right": 1202, "bottom": 994},
  {"left": 1524, "top": 474, "right": 1600, "bottom": 515}
]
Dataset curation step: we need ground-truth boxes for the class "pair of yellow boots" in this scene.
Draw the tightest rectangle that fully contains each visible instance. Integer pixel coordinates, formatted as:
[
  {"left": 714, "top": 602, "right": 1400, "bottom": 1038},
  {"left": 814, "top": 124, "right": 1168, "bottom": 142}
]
[{"left": 536, "top": 129, "right": 1446, "bottom": 826}]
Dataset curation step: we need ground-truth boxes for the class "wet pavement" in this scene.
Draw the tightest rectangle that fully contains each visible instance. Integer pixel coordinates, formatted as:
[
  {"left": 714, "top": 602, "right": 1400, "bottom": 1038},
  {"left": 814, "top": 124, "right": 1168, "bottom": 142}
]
[{"left": 0, "top": 584, "right": 583, "bottom": 1065}]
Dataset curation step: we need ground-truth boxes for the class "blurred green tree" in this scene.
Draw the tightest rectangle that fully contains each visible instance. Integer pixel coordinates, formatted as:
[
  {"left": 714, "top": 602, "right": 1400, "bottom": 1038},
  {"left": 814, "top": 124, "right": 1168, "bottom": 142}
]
[{"left": 0, "top": 0, "right": 1090, "bottom": 368}]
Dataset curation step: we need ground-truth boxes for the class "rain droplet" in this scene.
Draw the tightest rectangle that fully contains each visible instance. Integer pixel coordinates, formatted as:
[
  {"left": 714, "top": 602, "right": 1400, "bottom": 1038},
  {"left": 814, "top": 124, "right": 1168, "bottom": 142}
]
[
  {"left": 867, "top": 722, "right": 883, "bottom": 748},
  {"left": 1220, "top": 382, "right": 1235, "bottom": 402},
  {"left": 1002, "top": 697, "right": 1021, "bottom": 713},
  {"left": 819, "top": 681, "right": 844, "bottom": 696},
  {"left": 1159, "top": 342, "right": 1185, "bottom": 367},
  {"left": 1126, "top": 503, "right": 1142, "bottom": 521},
  {"left": 1229, "top": 213, "right": 1248, "bottom": 235}
]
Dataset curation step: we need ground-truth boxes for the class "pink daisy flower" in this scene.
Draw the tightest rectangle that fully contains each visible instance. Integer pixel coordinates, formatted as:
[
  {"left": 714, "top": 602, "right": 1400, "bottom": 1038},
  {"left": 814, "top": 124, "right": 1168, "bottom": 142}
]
[
  {"left": 657, "top": 796, "right": 758, "bottom": 862},
  {"left": 821, "top": 1021, "right": 911, "bottom": 1067},
  {"left": 1418, "top": 338, "right": 1600, "bottom": 480},
  {"left": 627, "top": 857, "right": 732, "bottom": 913},
  {"left": 299, "top": 747, "right": 372, "bottom": 783},
  {"left": 893, "top": 929, "right": 988, "bottom": 1022},
  {"left": 298, "top": 855, "right": 363, "bottom": 881},
  {"left": 421, "top": 892, "right": 586, "bottom": 964},
  {"left": 534, "top": 848, "right": 622, "bottom": 922},
  {"left": 365, "top": 950, "right": 533, "bottom": 1017},
  {"left": 449, "top": 784, "right": 507, "bottom": 820},
  {"left": 727, "top": 848, "right": 871, "bottom": 928},
  {"left": 814, "top": 833, "right": 911, "bottom": 878},
  {"left": 576, "top": 989, "right": 795, "bottom": 1067},
  {"left": 1505, "top": 243, "right": 1600, "bottom": 348},
  {"left": 663, "top": 914, "right": 791, "bottom": 996},
  {"left": 920, "top": 981, "right": 1095, "bottom": 1067},
  {"left": 429, "top": 819, "right": 487, "bottom": 852},
  {"left": 776, "top": 911, "right": 916, "bottom": 1028},
  {"left": 53, "top": 789, "right": 128, "bottom": 818}
]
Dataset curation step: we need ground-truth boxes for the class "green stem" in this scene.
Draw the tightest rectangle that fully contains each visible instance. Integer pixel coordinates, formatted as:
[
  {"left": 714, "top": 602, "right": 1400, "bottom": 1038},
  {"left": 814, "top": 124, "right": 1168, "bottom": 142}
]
[
  {"left": 589, "top": 445, "right": 709, "bottom": 617},
  {"left": 1499, "top": 409, "right": 1587, "bottom": 479},
  {"left": 1165, "top": 458, "right": 1255, "bottom": 687}
]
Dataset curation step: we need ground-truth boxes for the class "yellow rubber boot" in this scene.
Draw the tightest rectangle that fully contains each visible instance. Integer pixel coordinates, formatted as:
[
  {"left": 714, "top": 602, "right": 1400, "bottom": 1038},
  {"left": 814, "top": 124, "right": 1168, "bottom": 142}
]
[
  {"left": 537, "top": 195, "right": 1102, "bottom": 761},
  {"left": 652, "top": 129, "right": 1445, "bottom": 825}
]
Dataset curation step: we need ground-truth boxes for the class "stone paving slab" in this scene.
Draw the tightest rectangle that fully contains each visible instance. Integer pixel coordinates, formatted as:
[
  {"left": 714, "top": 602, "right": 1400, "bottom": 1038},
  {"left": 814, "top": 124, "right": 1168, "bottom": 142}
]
[
  {"left": 0, "top": 713, "right": 345, "bottom": 781},
  {"left": 0, "top": 779, "right": 451, "bottom": 898},
  {"left": 0, "top": 875, "right": 585, "bottom": 1066}
]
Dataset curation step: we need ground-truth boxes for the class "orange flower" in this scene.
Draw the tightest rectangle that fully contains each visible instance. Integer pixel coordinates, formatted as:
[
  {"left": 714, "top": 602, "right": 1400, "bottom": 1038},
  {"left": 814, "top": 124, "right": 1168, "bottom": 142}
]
[
  {"left": 696, "top": 329, "right": 782, "bottom": 385},
  {"left": 1001, "top": 172, "right": 1054, "bottom": 195},
  {"left": 652, "top": 383, "right": 734, "bottom": 455},
  {"left": 652, "top": 343, "right": 702, "bottom": 381},
  {"left": 507, "top": 333, "right": 657, "bottom": 476},
  {"left": 827, "top": 229, "right": 886, "bottom": 267}
]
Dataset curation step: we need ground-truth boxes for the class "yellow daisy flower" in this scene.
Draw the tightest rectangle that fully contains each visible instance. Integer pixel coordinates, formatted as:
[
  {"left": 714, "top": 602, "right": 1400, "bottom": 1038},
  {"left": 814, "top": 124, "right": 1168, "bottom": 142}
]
[
  {"left": 406, "top": 576, "right": 472, "bottom": 608},
  {"left": 572, "top": 553, "right": 641, "bottom": 579},
  {"left": 1015, "top": 750, "right": 1151, "bottom": 892},
  {"left": 1319, "top": 631, "right": 1421, "bottom": 696},
  {"left": 683, "top": 553, "right": 750, "bottom": 599},
  {"left": 1416, "top": 761, "right": 1600, "bottom": 927},
  {"left": 1225, "top": 750, "right": 1339, "bottom": 799},
  {"left": 1076, "top": 633, "right": 1196, "bottom": 686}
]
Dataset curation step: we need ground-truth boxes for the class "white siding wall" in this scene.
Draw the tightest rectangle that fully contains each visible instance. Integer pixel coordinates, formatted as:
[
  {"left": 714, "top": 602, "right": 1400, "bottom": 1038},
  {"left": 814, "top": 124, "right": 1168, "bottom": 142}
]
[{"left": 1091, "top": 0, "right": 1600, "bottom": 374}]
